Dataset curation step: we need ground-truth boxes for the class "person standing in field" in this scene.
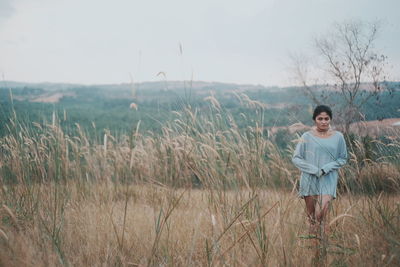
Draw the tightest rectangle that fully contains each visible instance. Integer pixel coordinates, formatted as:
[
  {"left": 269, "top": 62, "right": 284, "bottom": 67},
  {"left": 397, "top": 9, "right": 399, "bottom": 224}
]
[{"left": 292, "top": 105, "right": 347, "bottom": 237}]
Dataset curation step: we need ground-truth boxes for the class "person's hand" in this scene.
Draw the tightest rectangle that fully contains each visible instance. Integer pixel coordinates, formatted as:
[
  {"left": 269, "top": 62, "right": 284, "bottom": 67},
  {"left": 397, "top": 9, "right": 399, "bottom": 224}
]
[{"left": 317, "top": 169, "right": 326, "bottom": 178}]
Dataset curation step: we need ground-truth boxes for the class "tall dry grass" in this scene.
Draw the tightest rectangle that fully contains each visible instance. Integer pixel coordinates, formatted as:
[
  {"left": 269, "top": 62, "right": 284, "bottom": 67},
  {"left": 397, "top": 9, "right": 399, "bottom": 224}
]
[
  {"left": 1, "top": 183, "right": 399, "bottom": 266},
  {"left": 0, "top": 95, "right": 399, "bottom": 266}
]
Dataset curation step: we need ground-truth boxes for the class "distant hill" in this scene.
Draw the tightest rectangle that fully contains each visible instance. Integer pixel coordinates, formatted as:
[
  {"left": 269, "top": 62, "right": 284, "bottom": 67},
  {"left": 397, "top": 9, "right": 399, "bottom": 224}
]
[
  {"left": 1, "top": 81, "right": 84, "bottom": 91},
  {"left": 0, "top": 80, "right": 399, "bottom": 137},
  {"left": 1, "top": 80, "right": 279, "bottom": 93}
]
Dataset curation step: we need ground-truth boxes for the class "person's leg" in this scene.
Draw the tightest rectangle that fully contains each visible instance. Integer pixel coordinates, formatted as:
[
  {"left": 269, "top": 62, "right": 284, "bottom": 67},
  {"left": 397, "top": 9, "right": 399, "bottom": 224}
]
[
  {"left": 315, "top": 195, "right": 332, "bottom": 235},
  {"left": 304, "top": 196, "right": 317, "bottom": 235}
]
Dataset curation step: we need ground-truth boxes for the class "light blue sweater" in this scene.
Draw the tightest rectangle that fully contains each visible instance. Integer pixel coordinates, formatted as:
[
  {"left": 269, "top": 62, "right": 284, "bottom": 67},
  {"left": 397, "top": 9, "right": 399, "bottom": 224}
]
[{"left": 292, "top": 131, "right": 347, "bottom": 198}]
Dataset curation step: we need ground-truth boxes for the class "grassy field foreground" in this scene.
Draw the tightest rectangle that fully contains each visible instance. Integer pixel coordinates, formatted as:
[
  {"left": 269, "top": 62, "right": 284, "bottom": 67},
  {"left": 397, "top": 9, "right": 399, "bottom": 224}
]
[
  {"left": 0, "top": 103, "right": 400, "bottom": 266},
  {"left": 0, "top": 183, "right": 399, "bottom": 266}
]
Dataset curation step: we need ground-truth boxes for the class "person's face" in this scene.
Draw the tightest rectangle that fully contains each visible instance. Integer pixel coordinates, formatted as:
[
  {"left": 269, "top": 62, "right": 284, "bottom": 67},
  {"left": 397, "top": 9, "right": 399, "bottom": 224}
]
[{"left": 314, "top": 112, "right": 331, "bottom": 131}]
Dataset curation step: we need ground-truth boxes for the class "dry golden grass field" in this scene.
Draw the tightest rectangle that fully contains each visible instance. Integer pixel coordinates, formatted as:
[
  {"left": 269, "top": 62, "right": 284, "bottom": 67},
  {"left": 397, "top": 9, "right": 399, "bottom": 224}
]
[
  {"left": 0, "top": 105, "right": 399, "bottom": 266},
  {"left": 1, "top": 182, "right": 399, "bottom": 266}
]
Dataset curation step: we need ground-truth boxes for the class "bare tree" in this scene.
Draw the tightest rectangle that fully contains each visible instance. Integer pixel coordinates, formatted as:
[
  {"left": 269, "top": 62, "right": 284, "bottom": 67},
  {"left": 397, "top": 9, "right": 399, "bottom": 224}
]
[{"left": 293, "top": 20, "right": 387, "bottom": 134}]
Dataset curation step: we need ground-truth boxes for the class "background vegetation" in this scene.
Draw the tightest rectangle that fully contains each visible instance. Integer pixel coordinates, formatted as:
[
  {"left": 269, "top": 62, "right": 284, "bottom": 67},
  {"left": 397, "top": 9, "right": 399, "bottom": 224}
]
[{"left": 1, "top": 81, "right": 399, "bottom": 138}]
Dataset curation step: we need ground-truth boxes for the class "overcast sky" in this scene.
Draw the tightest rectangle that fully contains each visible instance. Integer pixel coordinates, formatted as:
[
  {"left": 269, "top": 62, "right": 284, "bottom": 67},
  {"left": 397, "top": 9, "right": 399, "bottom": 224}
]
[{"left": 0, "top": 0, "right": 399, "bottom": 86}]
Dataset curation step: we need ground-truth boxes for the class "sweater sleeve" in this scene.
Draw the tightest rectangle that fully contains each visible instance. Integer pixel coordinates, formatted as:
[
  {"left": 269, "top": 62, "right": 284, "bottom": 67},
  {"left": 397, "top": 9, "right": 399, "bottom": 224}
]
[
  {"left": 321, "top": 134, "right": 348, "bottom": 174},
  {"left": 292, "top": 135, "right": 320, "bottom": 175}
]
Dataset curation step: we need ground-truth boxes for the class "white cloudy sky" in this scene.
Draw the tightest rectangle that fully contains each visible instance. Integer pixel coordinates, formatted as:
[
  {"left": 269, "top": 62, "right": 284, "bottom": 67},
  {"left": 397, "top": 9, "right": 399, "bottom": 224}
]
[{"left": 0, "top": 0, "right": 399, "bottom": 86}]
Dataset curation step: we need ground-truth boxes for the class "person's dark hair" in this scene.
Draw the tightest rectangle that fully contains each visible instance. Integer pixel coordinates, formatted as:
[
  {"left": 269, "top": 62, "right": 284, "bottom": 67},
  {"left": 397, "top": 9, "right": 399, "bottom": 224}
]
[{"left": 312, "top": 105, "right": 332, "bottom": 120}]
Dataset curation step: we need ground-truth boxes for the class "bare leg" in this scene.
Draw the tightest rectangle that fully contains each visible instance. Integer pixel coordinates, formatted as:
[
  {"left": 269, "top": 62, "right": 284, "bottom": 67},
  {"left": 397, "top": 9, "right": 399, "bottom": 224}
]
[
  {"left": 304, "top": 196, "right": 318, "bottom": 235},
  {"left": 304, "top": 195, "right": 320, "bottom": 264},
  {"left": 315, "top": 195, "right": 332, "bottom": 236}
]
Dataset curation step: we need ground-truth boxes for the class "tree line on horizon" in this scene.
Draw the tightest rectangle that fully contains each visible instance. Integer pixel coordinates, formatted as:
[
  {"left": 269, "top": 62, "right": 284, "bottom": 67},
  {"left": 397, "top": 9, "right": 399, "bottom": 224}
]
[{"left": 0, "top": 81, "right": 399, "bottom": 140}]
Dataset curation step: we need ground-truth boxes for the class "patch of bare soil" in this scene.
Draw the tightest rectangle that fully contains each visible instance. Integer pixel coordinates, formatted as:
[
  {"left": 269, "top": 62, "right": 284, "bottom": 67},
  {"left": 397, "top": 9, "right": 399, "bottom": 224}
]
[
  {"left": 268, "top": 118, "right": 400, "bottom": 137},
  {"left": 348, "top": 118, "right": 400, "bottom": 137},
  {"left": 31, "top": 92, "right": 75, "bottom": 103}
]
